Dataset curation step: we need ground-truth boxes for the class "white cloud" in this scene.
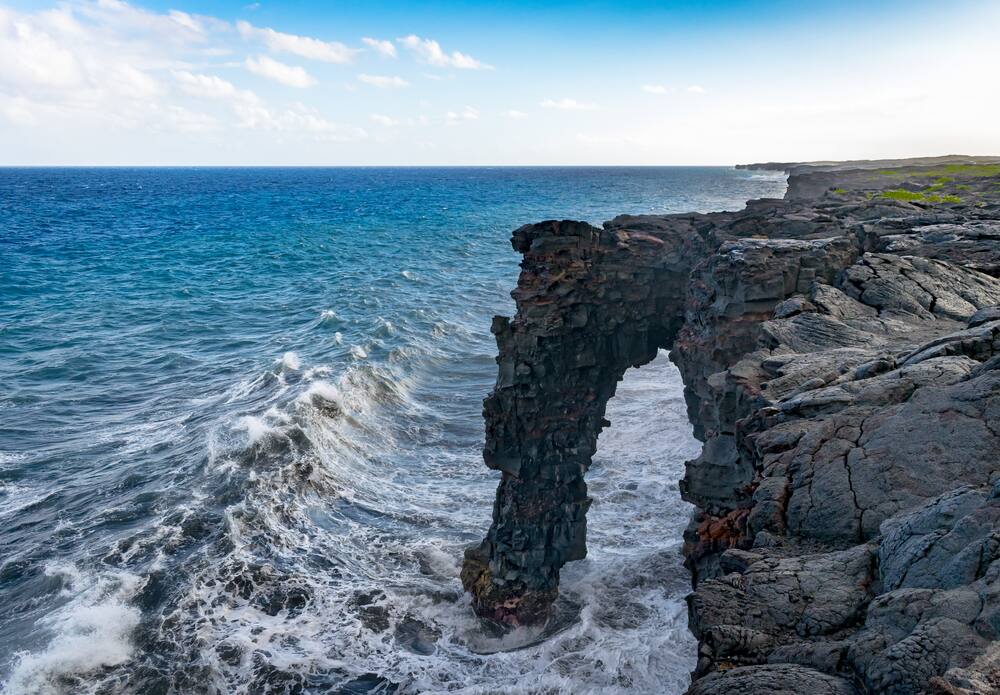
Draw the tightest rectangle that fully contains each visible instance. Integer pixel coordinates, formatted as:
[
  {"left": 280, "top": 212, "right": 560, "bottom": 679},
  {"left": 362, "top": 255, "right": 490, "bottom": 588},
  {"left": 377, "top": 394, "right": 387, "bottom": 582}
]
[
  {"left": 362, "top": 37, "right": 396, "bottom": 58},
  {"left": 0, "top": 96, "right": 37, "bottom": 126},
  {"left": 173, "top": 70, "right": 359, "bottom": 141},
  {"left": 162, "top": 104, "right": 217, "bottom": 132},
  {"left": 397, "top": 35, "right": 491, "bottom": 70},
  {"left": 0, "top": 4, "right": 199, "bottom": 131},
  {"left": 245, "top": 54, "right": 316, "bottom": 88},
  {"left": 174, "top": 70, "right": 259, "bottom": 104},
  {"left": 0, "top": 16, "right": 88, "bottom": 91},
  {"left": 370, "top": 113, "right": 398, "bottom": 126},
  {"left": 445, "top": 105, "right": 479, "bottom": 125},
  {"left": 167, "top": 10, "right": 203, "bottom": 34},
  {"left": 358, "top": 73, "right": 408, "bottom": 88},
  {"left": 642, "top": 84, "right": 668, "bottom": 94},
  {"left": 110, "top": 63, "right": 161, "bottom": 98},
  {"left": 236, "top": 20, "right": 357, "bottom": 63},
  {"left": 504, "top": 109, "right": 527, "bottom": 119},
  {"left": 232, "top": 100, "right": 366, "bottom": 141},
  {"left": 687, "top": 85, "right": 706, "bottom": 93},
  {"left": 76, "top": 0, "right": 224, "bottom": 46},
  {"left": 174, "top": 71, "right": 368, "bottom": 142},
  {"left": 540, "top": 98, "right": 597, "bottom": 111}
]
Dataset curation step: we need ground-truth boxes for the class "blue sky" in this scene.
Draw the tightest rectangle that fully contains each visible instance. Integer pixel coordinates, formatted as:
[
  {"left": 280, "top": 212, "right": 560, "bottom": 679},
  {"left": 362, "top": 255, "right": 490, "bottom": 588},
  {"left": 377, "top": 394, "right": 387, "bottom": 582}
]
[{"left": 1, "top": 0, "right": 998, "bottom": 164}]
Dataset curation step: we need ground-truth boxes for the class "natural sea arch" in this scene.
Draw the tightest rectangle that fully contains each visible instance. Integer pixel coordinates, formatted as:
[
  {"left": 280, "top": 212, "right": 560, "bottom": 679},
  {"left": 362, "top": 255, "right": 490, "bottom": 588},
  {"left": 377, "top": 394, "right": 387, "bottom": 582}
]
[{"left": 461, "top": 219, "right": 707, "bottom": 624}]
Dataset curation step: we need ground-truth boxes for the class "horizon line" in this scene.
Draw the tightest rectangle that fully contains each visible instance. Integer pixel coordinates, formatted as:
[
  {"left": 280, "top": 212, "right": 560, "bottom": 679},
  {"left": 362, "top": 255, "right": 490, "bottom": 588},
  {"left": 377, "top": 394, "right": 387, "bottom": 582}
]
[{"left": 0, "top": 163, "right": 753, "bottom": 168}]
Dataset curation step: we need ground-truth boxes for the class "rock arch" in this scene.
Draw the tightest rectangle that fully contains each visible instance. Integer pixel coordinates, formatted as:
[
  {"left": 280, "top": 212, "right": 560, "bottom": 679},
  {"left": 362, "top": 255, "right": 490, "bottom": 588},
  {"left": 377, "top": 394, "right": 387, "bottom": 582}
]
[{"left": 460, "top": 217, "right": 708, "bottom": 625}]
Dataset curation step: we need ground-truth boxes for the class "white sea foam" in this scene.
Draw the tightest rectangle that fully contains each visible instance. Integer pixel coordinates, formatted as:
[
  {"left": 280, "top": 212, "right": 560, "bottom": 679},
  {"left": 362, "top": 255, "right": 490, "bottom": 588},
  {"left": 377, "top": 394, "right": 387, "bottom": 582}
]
[
  {"left": 303, "top": 365, "right": 332, "bottom": 379},
  {"left": 151, "top": 352, "right": 697, "bottom": 694},
  {"left": 375, "top": 317, "right": 395, "bottom": 336},
  {"left": 350, "top": 345, "right": 368, "bottom": 360},
  {"left": 280, "top": 351, "right": 301, "bottom": 370},
  {"left": 6, "top": 350, "right": 694, "bottom": 694},
  {"left": 2, "top": 565, "right": 142, "bottom": 695},
  {"left": 238, "top": 415, "right": 278, "bottom": 444},
  {"left": 0, "top": 452, "right": 26, "bottom": 465},
  {"left": 0, "top": 483, "right": 48, "bottom": 520},
  {"left": 301, "top": 380, "right": 343, "bottom": 405}
]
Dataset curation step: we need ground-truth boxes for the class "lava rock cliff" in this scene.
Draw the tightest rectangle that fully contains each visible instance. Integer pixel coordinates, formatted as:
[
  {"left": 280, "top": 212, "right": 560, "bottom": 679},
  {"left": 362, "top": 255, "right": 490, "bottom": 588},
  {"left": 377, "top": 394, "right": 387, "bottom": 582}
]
[{"left": 463, "top": 157, "right": 1000, "bottom": 694}]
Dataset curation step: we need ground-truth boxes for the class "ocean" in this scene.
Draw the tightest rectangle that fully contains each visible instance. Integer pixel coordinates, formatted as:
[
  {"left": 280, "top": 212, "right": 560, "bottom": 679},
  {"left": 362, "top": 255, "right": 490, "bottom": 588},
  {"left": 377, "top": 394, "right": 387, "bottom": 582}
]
[{"left": 0, "top": 167, "right": 787, "bottom": 694}]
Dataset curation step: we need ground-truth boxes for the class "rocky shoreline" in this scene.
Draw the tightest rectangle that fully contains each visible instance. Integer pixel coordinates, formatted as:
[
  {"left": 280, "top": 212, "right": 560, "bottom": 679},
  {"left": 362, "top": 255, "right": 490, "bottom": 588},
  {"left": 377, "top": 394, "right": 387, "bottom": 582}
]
[{"left": 461, "top": 156, "right": 1000, "bottom": 693}]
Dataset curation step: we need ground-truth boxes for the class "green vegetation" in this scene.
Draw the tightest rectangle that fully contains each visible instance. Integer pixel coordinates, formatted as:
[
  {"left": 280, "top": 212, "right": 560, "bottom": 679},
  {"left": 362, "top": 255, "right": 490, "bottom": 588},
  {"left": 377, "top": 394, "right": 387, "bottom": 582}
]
[
  {"left": 881, "top": 189, "right": 927, "bottom": 202},
  {"left": 875, "top": 164, "right": 1000, "bottom": 179},
  {"left": 933, "top": 163, "right": 1000, "bottom": 177},
  {"left": 869, "top": 164, "right": 1000, "bottom": 205},
  {"left": 906, "top": 164, "right": 1000, "bottom": 179},
  {"left": 879, "top": 189, "right": 961, "bottom": 204},
  {"left": 832, "top": 188, "right": 848, "bottom": 195}
]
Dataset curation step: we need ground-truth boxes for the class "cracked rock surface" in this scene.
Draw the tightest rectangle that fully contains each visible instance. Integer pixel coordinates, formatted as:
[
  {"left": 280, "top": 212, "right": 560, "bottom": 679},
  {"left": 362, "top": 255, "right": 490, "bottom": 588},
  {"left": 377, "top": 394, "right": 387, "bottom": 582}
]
[{"left": 462, "top": 158, "right": 1000, "bottom": 692}]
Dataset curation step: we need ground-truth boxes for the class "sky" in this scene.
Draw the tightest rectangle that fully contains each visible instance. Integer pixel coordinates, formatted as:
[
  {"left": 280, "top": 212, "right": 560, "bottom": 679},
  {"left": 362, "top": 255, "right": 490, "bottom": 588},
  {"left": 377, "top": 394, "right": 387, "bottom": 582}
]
[{"left": 1, "top": 0, "right": 999, "bottom": 165}]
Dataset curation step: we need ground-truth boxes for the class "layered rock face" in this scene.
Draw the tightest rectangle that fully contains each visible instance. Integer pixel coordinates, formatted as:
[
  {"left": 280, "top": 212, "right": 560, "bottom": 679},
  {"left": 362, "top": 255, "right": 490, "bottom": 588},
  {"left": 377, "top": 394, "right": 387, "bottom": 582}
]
[{"left": 462, "top": 159, "right": 1000, "bottom": 693}]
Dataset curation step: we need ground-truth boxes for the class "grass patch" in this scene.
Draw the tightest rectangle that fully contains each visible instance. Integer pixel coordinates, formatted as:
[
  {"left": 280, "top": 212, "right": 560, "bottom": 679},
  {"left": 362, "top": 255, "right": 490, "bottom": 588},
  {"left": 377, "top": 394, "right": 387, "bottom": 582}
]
[
  {"left": 881, "top": 189, "right": 927, "bottom": 202},
  {"left": 875, "top": 164, "right": 1000, "bottom": 179},
  {"left": 880, "top": 189, "right": 961, "bottom": 204},
  {"left": 915, "top": 164, "right": 1000, "bottom": 178}
]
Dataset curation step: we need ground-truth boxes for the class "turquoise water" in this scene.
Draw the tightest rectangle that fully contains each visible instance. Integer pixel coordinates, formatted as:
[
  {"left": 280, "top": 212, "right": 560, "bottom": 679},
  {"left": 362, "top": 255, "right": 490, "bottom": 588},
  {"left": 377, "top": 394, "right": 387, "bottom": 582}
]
[{"left": 0, "top": 167, "right": 786, "bottom": 694}]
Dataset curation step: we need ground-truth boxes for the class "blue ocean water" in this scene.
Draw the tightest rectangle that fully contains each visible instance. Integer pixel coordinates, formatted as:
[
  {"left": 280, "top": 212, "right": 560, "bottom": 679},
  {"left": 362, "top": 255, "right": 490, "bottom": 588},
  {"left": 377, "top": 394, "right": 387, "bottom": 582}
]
[{"left": 0, "top": 167, "right": 786, "bottom": 694}]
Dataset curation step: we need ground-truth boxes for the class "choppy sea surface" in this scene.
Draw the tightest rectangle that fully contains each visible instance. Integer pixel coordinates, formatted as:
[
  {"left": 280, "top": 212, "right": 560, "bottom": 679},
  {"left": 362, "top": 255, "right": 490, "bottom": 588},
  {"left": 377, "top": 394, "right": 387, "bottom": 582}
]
[{"left": 0, "top": 167, "right": 786, "bottom": 694}]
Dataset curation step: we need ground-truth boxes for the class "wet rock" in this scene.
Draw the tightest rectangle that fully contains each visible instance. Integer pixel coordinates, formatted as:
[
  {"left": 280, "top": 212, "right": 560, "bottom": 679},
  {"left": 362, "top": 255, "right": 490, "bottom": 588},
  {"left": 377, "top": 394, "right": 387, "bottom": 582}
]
[
  {"left": 350, "top": 589, "right": 390, "bottom": 633},
  {"left": 393, "top": 616, "right": 441, "bottom": 656},
  {"left": 336, "top": 673, "right": 399, "bottom": 694},
  {"left": 687, "top": 663, "right": 858, "bottom": 695}
]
